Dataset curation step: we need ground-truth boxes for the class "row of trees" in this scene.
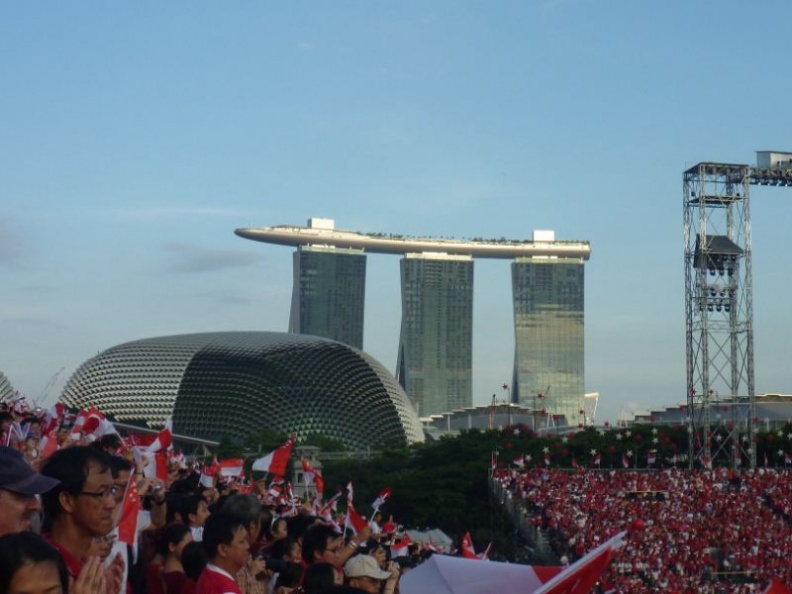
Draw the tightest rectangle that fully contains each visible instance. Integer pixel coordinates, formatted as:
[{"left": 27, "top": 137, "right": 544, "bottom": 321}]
[{"left": 213, "top": 422, "right": 792, "bottom": 560}]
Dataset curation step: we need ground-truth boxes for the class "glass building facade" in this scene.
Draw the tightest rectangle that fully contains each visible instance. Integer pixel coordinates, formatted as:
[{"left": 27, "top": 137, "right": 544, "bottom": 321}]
[
  {"left": 396, "top": 254, "right": 473, "bottom": 416},
  {"left": 511, "top": 257, "right": 584, "bottom": 426},
  {"left": 289, "top": 246, "right": 366, "bottom": 349}
]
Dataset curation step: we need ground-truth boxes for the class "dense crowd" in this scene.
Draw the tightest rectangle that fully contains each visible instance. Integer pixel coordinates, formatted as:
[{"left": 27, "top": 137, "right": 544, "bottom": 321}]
[
  {"left": 0, "top": 400, "right": 423, "bottom": 594},
  {"left": 494, "top": 466, "right": 792, "bottom": 593},
  {"left": 3, "top": 395, "right": 792, "bottom": 594}
]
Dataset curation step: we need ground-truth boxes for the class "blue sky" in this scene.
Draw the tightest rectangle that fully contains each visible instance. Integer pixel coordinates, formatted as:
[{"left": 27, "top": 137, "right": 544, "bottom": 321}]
[{"left": 2, "top": 1, "right": 792, "bottom": 425}]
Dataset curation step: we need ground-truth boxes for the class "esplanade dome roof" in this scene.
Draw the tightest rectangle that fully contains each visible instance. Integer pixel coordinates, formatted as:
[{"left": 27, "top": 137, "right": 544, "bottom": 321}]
[{"left": 61, "top": 332, "right": 424, "bottom": 449}]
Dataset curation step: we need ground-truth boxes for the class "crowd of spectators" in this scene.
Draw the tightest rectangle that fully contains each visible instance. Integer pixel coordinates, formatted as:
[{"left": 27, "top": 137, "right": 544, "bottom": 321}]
[
  {"left": 493, "top": 465, "right": 792, "bottom": 593},
  {"left": 0, "top": 400, "right": 420, "bottom": 594},
  {"left": 5, "top": 395, "right": 792, "bottom": 594}
]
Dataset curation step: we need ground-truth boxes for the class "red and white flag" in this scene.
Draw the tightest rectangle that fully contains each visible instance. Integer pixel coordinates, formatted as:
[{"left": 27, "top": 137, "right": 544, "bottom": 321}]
[
  {"left": 371, "top": 487, "right": 392, "bottom": 511},
  {"left": 71, "top": 407, "right": 112, "bottom": 442},
  {"left": 38, "top": 430, "right": 60, "bottom": 460},
  {"left": 145, "top": 420, "right": 173, "bottom": 454},
  {"left": 219, "top": 458, "right": 245, "bottom": 477},
  {"left": 252, "top": 436, "right": 295, "bottom": 476},
  {"left": 532, "top": 531, "right": 625, "bottom": 594},
  {"left": 117, "top": 474, "right": 143, "bottom": 561},
  {"left": 460, "top": 532, "right": 478, "bottom": 560},
  {"left": 301, "top": 458, "right": 325, "bottom": 495},
  {"left": 41, "top": 403, "right": 66, "bottom": 435},
  {"left": 622, "top": 454, "right": 630, "bottom": 469},
  {"left": 200, "top": 456, "right": 221, "bottom": 488},
  {"left": 390, "top": 532, "right": 413, "bottom": 558},
  {"left": 513, "top": 455, "right": 525, "bottom": 468},
  {"left": 142, "top": 451, "right": 168, "bottom": 482},
  {"left": 345, "top": 502, "right": 368, "bottom": 535}
]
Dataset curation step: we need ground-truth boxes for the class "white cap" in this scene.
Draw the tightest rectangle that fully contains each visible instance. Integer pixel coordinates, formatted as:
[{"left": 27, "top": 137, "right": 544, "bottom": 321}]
[{"left": 344, "top": 554, "right": 392, "bottom": 580}]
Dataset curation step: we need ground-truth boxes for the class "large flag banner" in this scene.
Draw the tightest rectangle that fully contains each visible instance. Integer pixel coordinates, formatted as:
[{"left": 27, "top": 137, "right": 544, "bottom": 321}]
[
  {"left": 531, "top": 530, "right": 626, "bottom": 594},
  {"left": 763, "top": 579, "right": 792, "bottom": 594},
  {"left": 400, "top": 554, "right": 563, "bottom": 594}
]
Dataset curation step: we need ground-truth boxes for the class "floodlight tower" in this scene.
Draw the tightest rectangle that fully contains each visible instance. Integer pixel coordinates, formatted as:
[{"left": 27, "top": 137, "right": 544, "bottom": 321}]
[
  {"left": 684, "top": 162, "right": 753, "bottom": 469},
  {"left": 684, "top": 152, "right": 792, "bottom": 469}
]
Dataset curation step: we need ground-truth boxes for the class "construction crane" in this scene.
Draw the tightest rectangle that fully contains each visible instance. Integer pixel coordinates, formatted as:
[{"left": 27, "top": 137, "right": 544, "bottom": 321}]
[{"left": 37, "top": 367, "right": 65, "bottom": 408}]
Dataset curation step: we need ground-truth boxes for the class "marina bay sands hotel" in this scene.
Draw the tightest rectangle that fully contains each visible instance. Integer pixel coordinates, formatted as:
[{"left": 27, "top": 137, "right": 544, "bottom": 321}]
[{"left": 235, "top": 219, "right": 591, "bottom": 423}]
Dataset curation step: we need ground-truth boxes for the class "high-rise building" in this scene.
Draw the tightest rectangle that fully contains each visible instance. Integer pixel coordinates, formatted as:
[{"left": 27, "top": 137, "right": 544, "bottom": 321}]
[
  {"left": 511, "top": 235, "right": 585, "bottom": 425},
  {"left": 288, "top": 245, "right": 366, "bottom": 349},
  {"left": 396, "top": 253, "right": 473, "bottom": 416},
  {"left": 236, "top": 221, "right": 591, "bottom": 421}
]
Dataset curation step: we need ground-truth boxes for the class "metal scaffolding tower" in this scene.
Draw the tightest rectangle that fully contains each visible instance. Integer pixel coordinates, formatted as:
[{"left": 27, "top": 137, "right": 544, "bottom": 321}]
[{"left": 684, "top": 154, "right": 792, "bottom": 469}]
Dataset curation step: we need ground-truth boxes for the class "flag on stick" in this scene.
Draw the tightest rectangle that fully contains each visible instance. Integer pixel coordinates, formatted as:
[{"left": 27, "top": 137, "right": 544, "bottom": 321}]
[
  {"left": 252, "top": 436, "right": 295, "bottom": 476},
  {"left": 371, "top": 487, "right": 392, "bottom": 511}
]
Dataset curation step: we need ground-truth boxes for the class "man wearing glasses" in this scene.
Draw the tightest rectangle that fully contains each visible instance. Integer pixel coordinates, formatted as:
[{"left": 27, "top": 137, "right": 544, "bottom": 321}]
[{"left": 40, "top": 446, "right": 123, "bottom": 583}]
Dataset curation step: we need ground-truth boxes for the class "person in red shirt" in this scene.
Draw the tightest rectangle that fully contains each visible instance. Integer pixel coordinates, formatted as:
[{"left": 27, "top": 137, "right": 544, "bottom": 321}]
[
  {"left": 40, "top": 446, "right": 124, "bottom": 591},
  {"left": 197, "top": 514, "right": 250, "bottom": 594}
]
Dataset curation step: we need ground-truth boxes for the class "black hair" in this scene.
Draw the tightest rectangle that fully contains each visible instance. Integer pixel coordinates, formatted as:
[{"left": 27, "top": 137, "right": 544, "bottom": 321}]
[
  {"left": 286, "top": 513, "right": 318, "bottom": 543},
  {"left": 181, "top": 540, "right": 208, "bottom": 581},
  {"left": 157, "top": 523, "right": 193, "bottom": 558},
  {"left": 181, "top": 495, "right": 206, "bottom": 524},
  {"left": 165, "top": 492, "right": 187, "bottom": 524},
  {"left": 274, "top": 562, "right": 304, "bottom": 590},
  {"left": 201, "top": 513, "right": 246, "bottom": 561},
  {"left": 268, "top": 536, "right": 298, "bottom": 561},
  {"left": 302, "top": 562, "right": 336, "bottom": 594},
  {"left": 108, "top": 455, "right": 134, "bottom": 479},
  {"left": 169, "top": 476, "right": 200, "bottom": 495},
  {"left": 0, "top": 532, "right": 69, "bottom": 594},
  {"left": 258, "top": 506, "right": 276, "bottom": 540},
  {"left": 91, "top": 433, "right": 123, "bottom": 453},
  {"left": 302, "top": 523, "right": 340, "bottom": 564},
  {"left": 39, "top": 446, "right": 111, "bottom": 519}
]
